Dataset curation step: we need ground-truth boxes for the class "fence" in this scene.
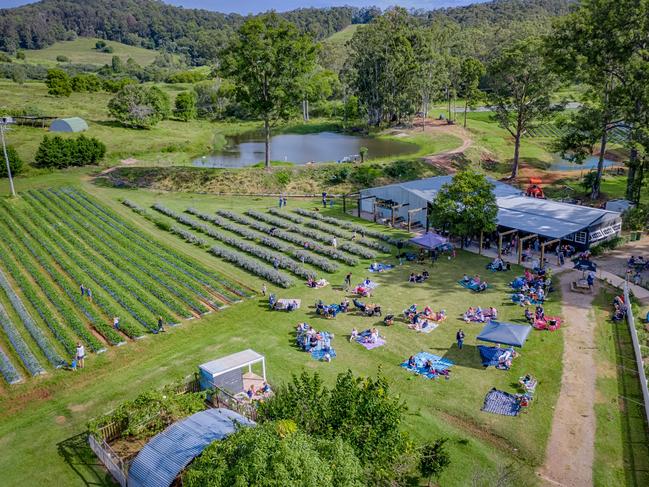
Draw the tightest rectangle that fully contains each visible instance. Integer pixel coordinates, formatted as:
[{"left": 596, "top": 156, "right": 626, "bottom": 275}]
[
  {"left": 88, "top": 428, "right": 128, "bottom": 487},
  {"left": 623, "top": 281, "right": 649, "bottom": 426}
]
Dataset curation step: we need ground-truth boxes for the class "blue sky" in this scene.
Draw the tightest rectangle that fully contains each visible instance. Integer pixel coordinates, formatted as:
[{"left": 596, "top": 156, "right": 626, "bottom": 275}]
[{"left": 2, "top": 1, "right": 488, "bottom": 15}]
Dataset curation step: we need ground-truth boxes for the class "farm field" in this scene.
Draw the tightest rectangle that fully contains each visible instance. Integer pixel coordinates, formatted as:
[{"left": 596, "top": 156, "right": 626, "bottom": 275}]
[
  {"left": 16, "top": 37, "right": 161, "bottom": 67},
  {"left": 0, "top": 176, "right": 566, "bottom": 486}
]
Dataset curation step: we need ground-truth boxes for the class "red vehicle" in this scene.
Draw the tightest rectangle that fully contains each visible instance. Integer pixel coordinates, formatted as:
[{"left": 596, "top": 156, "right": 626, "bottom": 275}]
[{"left": 526, "top": 178, "right": 545, "bottom": 198}]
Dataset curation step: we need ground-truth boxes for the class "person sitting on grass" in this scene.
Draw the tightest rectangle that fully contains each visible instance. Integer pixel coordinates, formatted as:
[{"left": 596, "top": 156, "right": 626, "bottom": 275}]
[
  {"left": 409, "top": 273, "right": 417, "bottom": 283},
  {"left": 535, "top": 305, "right": 545, "bottom": 321},
  {"left": 422, "top": 270, "right": 430, "bottom": 279},
  {"left": 340, "top": 298, "right": 349, "bottom": 312},
  {"left": 423, "top": 305, "right": 433, "bottom": 317},
  {"left": 415, "top": 273, "right": 425, "bottom": 283},
  {"left": 489, "top": 307, "right": 498, "bottom": 320},
  {"left": 407, "top": 355, "right": 416, "bottom": 369},
  {"left": 349, "top": 327, "right": 358, "bottom": 342},
  {"left": 478, "top": 281, "right": 488, "bottom": 292},
  {"left": 383, "top": 314, "right": 394, "bottom": 326},
  {"left": 463, "top": 306, "right": 475, "bottom": 322},
  {"left": 370, "top": 327, "right": 379, "bottom": 343},
  {"left": 462, "top": 274, "right": 470, "bottom": 283}
]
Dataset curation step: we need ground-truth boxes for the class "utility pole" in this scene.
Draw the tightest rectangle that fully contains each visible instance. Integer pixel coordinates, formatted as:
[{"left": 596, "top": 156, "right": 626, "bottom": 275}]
[{"left": 0, "top": 117, "right": 16, "bottom": 197}]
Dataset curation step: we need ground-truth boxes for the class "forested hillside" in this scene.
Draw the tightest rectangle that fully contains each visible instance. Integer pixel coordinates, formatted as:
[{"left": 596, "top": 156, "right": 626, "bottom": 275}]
[{"left": 1, "top": 0, "right": 574, "bottom": 65}]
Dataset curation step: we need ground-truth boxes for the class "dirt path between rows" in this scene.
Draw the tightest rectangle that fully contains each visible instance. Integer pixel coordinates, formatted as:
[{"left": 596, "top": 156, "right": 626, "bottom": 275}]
[
  {"left": 408, "top": 119, "right": 473, "bottom": 174},
  {"left": 538, "top": 270, "right": 596, "bottom": 486}
]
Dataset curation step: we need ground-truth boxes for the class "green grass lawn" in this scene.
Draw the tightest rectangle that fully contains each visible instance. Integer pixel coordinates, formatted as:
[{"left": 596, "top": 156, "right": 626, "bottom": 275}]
[
  {"left": 592, "top": 289, "right": 649, "bottom": 486},
  {"left": 0, "top": 172, "right": 568, "bottom": 486},
  {"left": 17, "top": 37, "right": 161, "bottom": 67}
]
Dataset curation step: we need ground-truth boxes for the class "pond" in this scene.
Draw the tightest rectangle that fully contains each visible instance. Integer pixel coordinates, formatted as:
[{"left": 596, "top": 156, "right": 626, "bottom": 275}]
[
  {"left": 193, "top": 131, "right": 418, "bottom": 168},
  {"left": 548, "top": 155, "right": 619, "bottom": 172}
]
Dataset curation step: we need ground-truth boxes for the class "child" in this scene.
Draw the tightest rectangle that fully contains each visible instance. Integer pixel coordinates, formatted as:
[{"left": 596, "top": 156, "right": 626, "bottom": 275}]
[{"left": 350, "top": 328, "right": 358, "bottom": 342}]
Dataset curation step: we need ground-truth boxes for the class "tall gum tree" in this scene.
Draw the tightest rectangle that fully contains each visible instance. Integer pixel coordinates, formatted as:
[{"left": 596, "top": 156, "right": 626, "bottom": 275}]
[
  {"left": 486, "top": 38, "right": 560, "bottom": 179},
  {"left": 219, "top": 14, "right": 317, "bottom": 169}
]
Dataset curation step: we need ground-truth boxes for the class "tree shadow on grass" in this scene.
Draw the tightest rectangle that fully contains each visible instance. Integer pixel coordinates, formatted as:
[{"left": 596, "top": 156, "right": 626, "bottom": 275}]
[{"left": 56, "top": 433, "right": 116, "bottom": 487}]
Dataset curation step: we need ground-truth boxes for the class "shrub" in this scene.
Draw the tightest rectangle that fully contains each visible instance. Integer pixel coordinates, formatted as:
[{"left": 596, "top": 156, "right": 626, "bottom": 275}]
[
  {"left": 10, "top": 65, "right": 25, "bottom": 84},
  {"left": 167, "top": 69, "right": 209, "bottom": 84},
  {"left": 0, "top": 145, "right": 24, "bottom": 178},
  {"left": 623, "top": 204, "right": 649, "bottom": 231},
  {"left": 174, "top": 91, "right": 197, "bottom": 121},
  {"left": 95, "top": 40, "right": 106, "bottom": 49},
  {"left": 102, "top": 46, "right": 114, "bottom": 54},
  {"left": 16, "top": 51, "right": 25, "bottom": 60},
  {"left": 45, "top": 68, "right": 71, "bottom": 97},
  {"left": 383, "top": 158, "right": 427, "bottom": 180},
  {"left": 56, "top": 55, "right": 69, "bottom": 62},
  {"left": 349, "top": 164, "right": 382, "bottom": 186},
  {"left": 328, "top": 166, "right": 350, "bottom": 184},
  {"left": 275, "top": 170, "right": 291, "bottom": 187},
  {"left": 71, "top": 73, "right": 102, "bottom": 92},
  {"left": 102, "top": 77, "right": 137, "bottom": 93},
  {"left": 34, "top": 134, "right": 106, "bottom": 169},
  {"left": 108, "top": 84, "right": 170, "bottom": 128},
  {"left": 0, "top": 52, "right": 12, "bottom": 63}
]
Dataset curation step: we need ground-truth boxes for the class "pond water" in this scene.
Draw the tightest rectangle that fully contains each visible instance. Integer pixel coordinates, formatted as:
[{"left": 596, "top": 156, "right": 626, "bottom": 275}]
[
  {"left": 548, "top": 155, "right": 618, "bottom": 172},
  {"left": 193, "top": 131, "right": 418, "bottom": 168}
]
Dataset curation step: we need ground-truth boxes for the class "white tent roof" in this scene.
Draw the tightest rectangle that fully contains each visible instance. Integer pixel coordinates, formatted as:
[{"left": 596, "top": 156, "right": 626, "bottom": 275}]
[{"left": 199, "top": 349, "right": 264, "bottom": 377}]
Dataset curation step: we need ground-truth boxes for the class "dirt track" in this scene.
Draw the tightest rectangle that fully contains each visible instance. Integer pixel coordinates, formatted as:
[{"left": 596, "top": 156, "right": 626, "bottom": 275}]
[{"left": 538, "top": 270, "right": 596, "bottom": 486}]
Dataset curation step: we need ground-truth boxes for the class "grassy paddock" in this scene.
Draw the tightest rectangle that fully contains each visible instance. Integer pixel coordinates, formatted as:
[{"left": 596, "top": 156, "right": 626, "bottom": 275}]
[
  {"left": 0, "top": 177, "right": 567, "bottom": 486},
  {"left": 592, "top": 289, "right": 649, "bottom": 486}
]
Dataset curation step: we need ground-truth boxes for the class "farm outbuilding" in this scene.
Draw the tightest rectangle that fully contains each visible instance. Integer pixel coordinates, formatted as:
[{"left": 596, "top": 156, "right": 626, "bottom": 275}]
[
  {"left": 49, "top": 117, "right": 88, "bottom": 132},
  {"left": 359, "top": 176, "right": 622, "bottom": 250}
]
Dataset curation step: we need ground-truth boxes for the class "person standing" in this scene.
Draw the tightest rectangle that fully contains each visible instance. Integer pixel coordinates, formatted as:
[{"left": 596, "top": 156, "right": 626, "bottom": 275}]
[
  {"left": 283, "top": 196, "right": 287, "bottom": 207},
  {"left": 157, "top": 316, "right": 165, "bottom": 333},
  {"left": 80, "top": 284, "right": 85, "bottom": 296},
  {"left": 344, "top": 272, "right": 352, "bottom": 290},
  {"left": 273, "top": 257, "right": 279, "bottom": 270},
  {"left": 76, "top": 342, "right": 85, "bottom": 368},
  {"left": 332, "top": 237, "right": 337, "bottom": 249},
  {"left": 278, "top": 196, "right": 283, "bottom": 208},
  {"left": 87, "top": 288, "right": 92, "bottom": 302},
  {"left": 322, "top": 191, "right": 327, "bottom": 208},
  {"left": 113, "top": 316, "right": 120, "bottom": 330},
  {"left": 456, "top": 329, "right": 465, "bottom": 350},
  {"left": 587, "top": 272, "right": 595, "bottom": 291},
  {"left": 261, "top": 283, "right": 267, "bottom": 296}
]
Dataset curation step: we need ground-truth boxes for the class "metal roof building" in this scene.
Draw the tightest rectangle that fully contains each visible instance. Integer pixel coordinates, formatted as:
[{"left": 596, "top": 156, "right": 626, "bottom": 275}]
[
  {"left": 49, "top": 117, "right": 88, "bottom": 132},
  {"left": 360, "top": 176, "right": 621, "bottom": 248},
  {"left": 127, "top": 408, "right": 255, "bottom": 487}
]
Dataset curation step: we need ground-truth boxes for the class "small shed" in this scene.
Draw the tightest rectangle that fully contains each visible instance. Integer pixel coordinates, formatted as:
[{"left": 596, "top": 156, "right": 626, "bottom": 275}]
[
  {"left": 49, "top": 117, "right": 88, "bottom": 132},
  {"left": 127, "top": 408, "right": 255, "bottom": 487},
  {"left": 199, "top": 349, "right": 266, "bottom": 396}
]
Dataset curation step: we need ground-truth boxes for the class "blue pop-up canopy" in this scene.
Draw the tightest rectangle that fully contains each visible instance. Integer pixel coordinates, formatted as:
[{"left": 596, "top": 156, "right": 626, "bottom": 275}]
[
  {"left": 409, "top": 232, "right": 448, "bottom": 250},
  {"left": 476, "top": 321, "right": 532, "bottom": 347}
]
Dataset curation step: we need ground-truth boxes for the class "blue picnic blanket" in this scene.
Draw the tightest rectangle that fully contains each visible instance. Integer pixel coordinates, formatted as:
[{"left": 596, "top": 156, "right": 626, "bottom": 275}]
[
  {"left": 369, "top": 263, "right": 394, "bottom": 273},
  {"left": 458, "top": 280, "right": 488, "bottom": 292},
  {"left": 478, "top": 345, "right": 514, "bottom": 367},
  {"left": 311, "top": 348, "right": 337, "bottom": 361},
  {"left": 481, "top": 388, "right": 521, "bottom": 416},
  {"left": 400, "top": 352, "right": 454, "bottom": 379},
  {"left": 510, "top": 277, "right": 526, "bottom": 289}
]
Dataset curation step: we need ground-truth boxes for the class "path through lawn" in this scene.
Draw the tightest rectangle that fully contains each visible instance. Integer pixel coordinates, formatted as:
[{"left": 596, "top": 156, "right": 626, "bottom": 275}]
[{"left": 539, "top": 270, "right": 596, "bottom": 486}]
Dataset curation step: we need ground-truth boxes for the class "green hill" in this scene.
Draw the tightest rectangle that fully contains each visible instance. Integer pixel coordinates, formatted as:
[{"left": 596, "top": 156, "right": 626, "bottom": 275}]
[{"left": 18, "top": 37, "right": 160, "bottom": 66}]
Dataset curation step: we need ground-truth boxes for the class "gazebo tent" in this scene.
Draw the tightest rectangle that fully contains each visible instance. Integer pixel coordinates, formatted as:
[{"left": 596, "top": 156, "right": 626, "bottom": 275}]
[
  {"left": 476, "top": 321, "right": 532, "bottom": 347},
  {"left": 127, "top": 408, "right": 255, "bottom": 487},
  {"left": 409, "top": 231, "right": 448, "bottom": 250},
  {"left": 49, "top": 117, "right": 88, "bottom": 132}
]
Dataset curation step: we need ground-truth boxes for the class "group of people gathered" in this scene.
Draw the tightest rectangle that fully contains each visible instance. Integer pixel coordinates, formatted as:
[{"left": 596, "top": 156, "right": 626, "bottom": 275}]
[
  {"left": 349, "top": 327, "right": 380, "bottom": 344},
  {"left": 408, "top": 270, "right": 430, "bottom": 283},
  {"left": 511, "top": 268, "right": 551, "bottom": 305},
  {"left": 461, "top": 274, "right": 489, "bottom": 292},
  {"left": 463, "top": 306, "right": 498, "bottom": 323},
  {"left": 612, "top": 295, "right": 627, "bottom": 322},
  {"left": 404, "top": 304, "right": 446, "bottom": 329}
]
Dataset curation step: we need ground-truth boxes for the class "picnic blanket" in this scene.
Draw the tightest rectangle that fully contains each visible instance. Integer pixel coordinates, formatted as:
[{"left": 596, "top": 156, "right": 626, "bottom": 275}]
[
  {"left": 418, "top": 322, "right": 439, "bottom": 333},
  {"left": 481, "top": 388, "right": 521, "bottom": 416},
  {"left": 400, "top": 352, "right": 454, "bottom": 379},
  {"left": 275, "top": 298, "right": 301, "bottom": 310},
  {"left": 355, "top": 330, "right": 386, "bottom": 350},
  {"left": 358, "top": 280, "right": 379, "bottom": 289},
  {"left": 368, "top": 263, "right": 394, "bottom": 273},
  {"left": 478, "top": 345, "right": 514, "bottom": 367},
  {"left": 533, "top": 317, "right": 561, "bottom": 331},
  {"left": 458, "top": 280, "right": 488, "bottom": 292},
  {"left": 510, "top": 277, "right": 526, "bottom": 289},
  {"left": 311, "top": 348, "right": 337, "bottom": 361}
]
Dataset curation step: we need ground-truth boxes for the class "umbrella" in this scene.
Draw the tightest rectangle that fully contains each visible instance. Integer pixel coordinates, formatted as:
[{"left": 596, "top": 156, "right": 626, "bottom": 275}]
[
  {"left": 476, "top": 321, "right": 532, "bottom": 348},
  {"left": 573, "top": 260, "right": 597, "bottom": 272}
]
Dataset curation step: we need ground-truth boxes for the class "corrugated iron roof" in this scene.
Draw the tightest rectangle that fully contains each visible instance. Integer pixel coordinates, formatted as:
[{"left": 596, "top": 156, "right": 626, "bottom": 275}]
[
  {"left": 199, "top": 349, "right": 264, "bottom": 377},
  {"left": 127, "top": 408, "right": 255, "bottom": 487}
]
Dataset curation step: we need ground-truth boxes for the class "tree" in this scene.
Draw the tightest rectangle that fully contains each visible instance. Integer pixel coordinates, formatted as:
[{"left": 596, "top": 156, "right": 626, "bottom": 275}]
[
  {"left": 183, "top": 421, "right": 364, "bottom": 487},
  {"left": 45, "top": 68, "right": 72, "bottom": 97},
  {"left": 108, "top": 84, "right": 170, "bottom": 128},
  {"left": 11, "top": 65, "right": 26, "bottom": 84},
  {"left": 111, "top": 55, "right": 124, "bottom": 73},
  {"left": 34, "top": 135, "right": 106, "bottom": 169},
  {"left": 174, "top": 91, "right": 197, "bottom": 121},
  {"left": 486, "top": 38, "right": 560, "bottom": 178},
  {"left": 419, "top": 438, "right": 451, "bottom": 487},
  {"left": 458, "top": 57, "right": 485, "bottom": 128},
  {"left": 359, "top": 146, "right": 368, "bottom": 163},
  {"left": 193, "top": 79, "right": 234, "bottom": 120},
  {"left": 219, "top": 14, "right": 317, "bottom": 169},
  {"left": 0, "top": 145, "right": 23, "bottom": 178},
  {"left": 428, "top": 169, "right": 498, "bottom": 246},
  {"left": 546, "top": 0, "right": 644, "bottom": 199},
  {"left": 344, "top": 9, "right": 421, "bottom": 126}
]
